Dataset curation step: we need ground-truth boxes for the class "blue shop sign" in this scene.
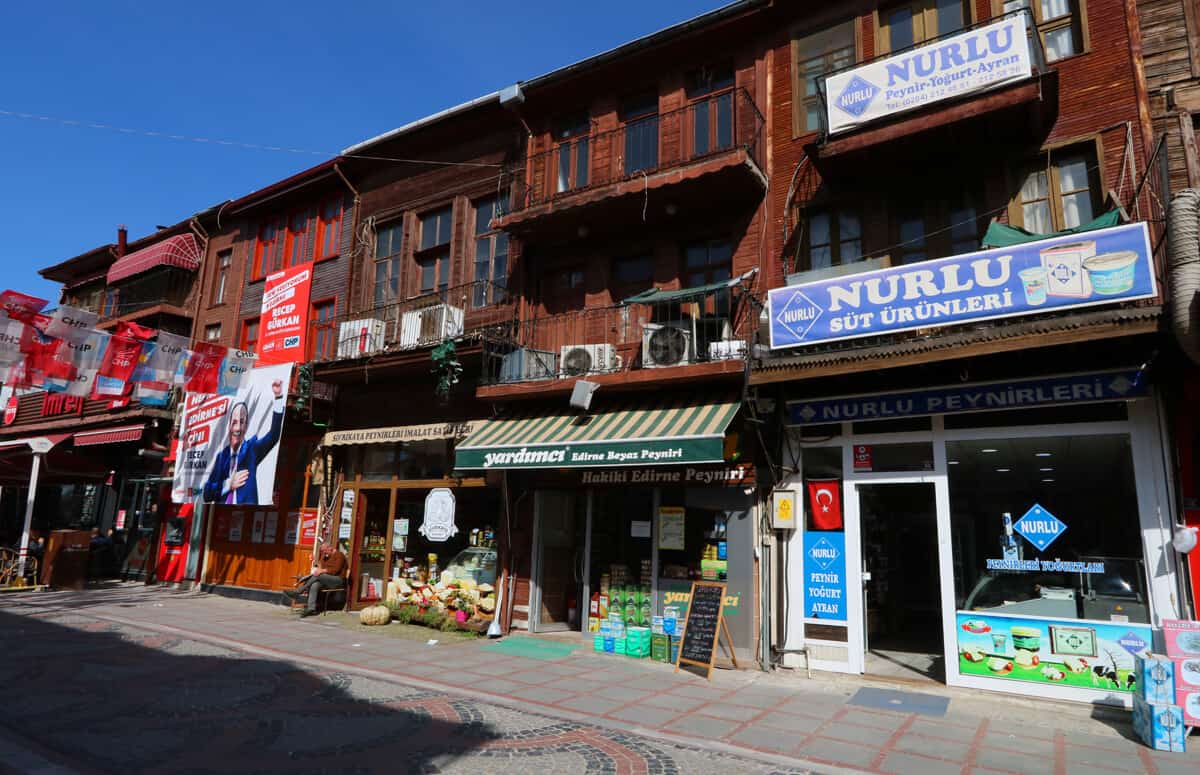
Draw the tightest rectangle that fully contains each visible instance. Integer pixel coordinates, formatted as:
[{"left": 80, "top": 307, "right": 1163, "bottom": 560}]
[
  {"left": 787, "top": 370, "right": 1148, "bottom": 425},
  {"left": 768, "top": 223, "right": 1156, "bottom": 350},
  {"left": 803, "top": 531, "right": 846, "bottom": 622}
]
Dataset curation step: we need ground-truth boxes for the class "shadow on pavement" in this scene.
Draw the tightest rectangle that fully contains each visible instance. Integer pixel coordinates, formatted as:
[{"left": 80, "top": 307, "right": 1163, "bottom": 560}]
[{"left": 0, "top": 605, "right": 502, "bottom": 773}]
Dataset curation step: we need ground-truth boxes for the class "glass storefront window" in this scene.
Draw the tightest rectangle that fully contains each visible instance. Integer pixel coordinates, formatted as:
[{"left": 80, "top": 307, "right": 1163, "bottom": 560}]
[
  {"left": 343, "top": 441, "right": 449, "bottom": 481},
  {"left": 948, "top": 434, "right": 1149, "bottom": 624}
]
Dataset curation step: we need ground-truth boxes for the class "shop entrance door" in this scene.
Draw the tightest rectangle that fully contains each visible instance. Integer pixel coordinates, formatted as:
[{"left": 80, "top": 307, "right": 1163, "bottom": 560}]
[
  {"left": 855, "top": 483, "right": 943, "bottom": 681},
  {"left": 532, "top": 491, "right": 582, "bottom": 632}
]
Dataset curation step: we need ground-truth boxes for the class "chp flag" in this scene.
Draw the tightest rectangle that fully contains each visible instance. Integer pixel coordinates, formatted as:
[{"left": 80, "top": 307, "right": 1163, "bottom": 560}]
[
  {"left": 172, "top": 362, "right": 292, "bottom": 506},
  {"left": 258, "top": 261, "right": 313, "bottom": 365}
]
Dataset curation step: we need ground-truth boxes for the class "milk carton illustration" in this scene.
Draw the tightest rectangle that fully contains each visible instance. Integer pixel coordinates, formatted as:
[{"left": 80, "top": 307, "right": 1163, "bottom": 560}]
[{"left": 1039, "top": 240, "right": 1094, "bottom": 298}]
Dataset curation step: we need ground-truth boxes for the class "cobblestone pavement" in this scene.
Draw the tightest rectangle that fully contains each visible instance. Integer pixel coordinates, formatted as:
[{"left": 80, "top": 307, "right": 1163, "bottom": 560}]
[
  {"left": 0, "top": 588, "right": 812, "bottom": 774},
  {"left": 4, "top": 585, "right": 1200, "bottom": 774}
]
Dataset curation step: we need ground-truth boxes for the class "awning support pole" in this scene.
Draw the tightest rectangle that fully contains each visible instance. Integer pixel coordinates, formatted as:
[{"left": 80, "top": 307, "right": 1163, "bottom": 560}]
[{"left": 17, "top": 453, "right": 42, "bottom": 580}]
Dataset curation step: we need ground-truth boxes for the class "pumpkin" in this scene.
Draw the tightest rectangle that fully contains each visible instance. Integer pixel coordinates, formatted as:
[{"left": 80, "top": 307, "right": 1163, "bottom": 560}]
[{"left": 359, "top": 604, "right": 391, "bottom": 626}]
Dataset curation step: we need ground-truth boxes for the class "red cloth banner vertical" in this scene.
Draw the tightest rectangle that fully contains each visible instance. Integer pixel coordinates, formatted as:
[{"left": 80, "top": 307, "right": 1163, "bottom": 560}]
[
  {"left": 807, "top": 479, "right": 843, "bottom": 531},
  {"left": 94, "top": 335, "right": 144, "bottom": 396},
  {"left": 184, "top": 342, "right": 227, "bottom": 394},
  {"left": 258, "top": 261, "right": 313, "bottom": 365}
]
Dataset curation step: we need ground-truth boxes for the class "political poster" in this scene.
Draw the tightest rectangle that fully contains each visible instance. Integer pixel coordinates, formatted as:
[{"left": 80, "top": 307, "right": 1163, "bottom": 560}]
[
  {"left": 259, "top": 262, "right": 313, "bottom": 365},
  {"left": 172, "top": 362, "right": 292, "bottom": 505}
]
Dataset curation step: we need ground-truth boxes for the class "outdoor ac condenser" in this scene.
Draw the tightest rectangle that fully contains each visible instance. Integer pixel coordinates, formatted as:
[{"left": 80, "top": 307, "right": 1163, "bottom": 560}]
[
  {"left": 336, "top": 319, "right": 385, "bottom": 359},
  {"left": 398, "top": 304, "right": 465, "bottom": 349}
]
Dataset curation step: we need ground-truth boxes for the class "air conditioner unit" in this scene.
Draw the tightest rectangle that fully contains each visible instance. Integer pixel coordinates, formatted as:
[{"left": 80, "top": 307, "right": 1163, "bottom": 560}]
[
  {"left": 398, "top": 304, "right": 465, "bottom": 349},
  {"left": 337, "top": 319, "right": 385, "bottom": 359},
  {"left": 642, "top": 322, "right": 693, "bottom": 368},
  {"left": 559, "top": 344, "right": 620, "bottom": 377},
  {"left": 499, "top": 348, "right": 556, "bottom": 382}
]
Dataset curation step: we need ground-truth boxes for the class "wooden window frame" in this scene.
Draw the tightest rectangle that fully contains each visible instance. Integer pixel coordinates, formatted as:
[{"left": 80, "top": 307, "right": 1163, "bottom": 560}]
[
  {"left": 877, "top": 0, "right": 975, "bottom": 54},
  {"left": 799, "top": 208, "right": 864, "bottom": 272},
  {"left": 1006, "top": 139, "right": 1104, "bottom": 233},
  {"left": 310, "top": 297, "right": 337, "bottom": 361},
  {"left": 552, "top": 113, "right": 591, "bottom": 194},
  {"left": 314, "top": 196, "right": 344, "bottom": 262},
  {"left": 239, "top": 316, "right": 260, "bottom": 353},
  {"left": 204, "top": 323, "right": 222, "bottom": 342},
  {"left": 282, "top": 209, "right": 313, "bottom": 269},
  {"left": 253, "top": 218, "right": 285, "bottom": 280},
  {"left": 890, "top": 190, "right": 984, "bottom": 265},
  {"left": 415, "top": 205, "right": 454, "bottom": 297},
  {"left": 212, "top": 249, "right": 233, "bottom": 307},
  {"left": 791, "top": 19, "right": 859, "bottom": 137},
  {"left": 994, "top": 0, "right": 1089, "bottom": 62},
  {"left": 373, "top": 219, "right": 405, "bottom": 308},
  {"left": 471, "top": 197, "right": 508, "bottom": 308}
]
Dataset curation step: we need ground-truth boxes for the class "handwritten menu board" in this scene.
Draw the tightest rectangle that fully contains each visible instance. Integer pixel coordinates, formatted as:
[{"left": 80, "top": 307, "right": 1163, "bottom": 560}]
[{"left": 676, "top": 581, "right": 735, "bottom": 679}]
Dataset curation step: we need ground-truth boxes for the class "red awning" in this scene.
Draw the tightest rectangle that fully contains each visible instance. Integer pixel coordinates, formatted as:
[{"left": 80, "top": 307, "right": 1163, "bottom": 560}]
[
  {"left": 106, "top": 233, "right": 203, "bottom": 284},
  {"left": 72, "top": 424, "right": 144, "bottom": 447}
]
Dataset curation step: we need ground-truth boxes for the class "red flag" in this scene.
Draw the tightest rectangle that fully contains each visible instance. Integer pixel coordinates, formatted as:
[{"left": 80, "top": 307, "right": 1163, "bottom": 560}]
[
  {"left": 94, "top": 335, "right": 144, "bottom": 396},
  {"left": 184, "top": 342, "right": 227, "bottom": 394},
  {"left": 0, "top": 290, "right": 47, "bottom": 319},
  {"left": 115, "top": 320, "right": 156, "bottom": 341},
  {"left": 807, "top": 479, "right": 843, "bottom": 531}
]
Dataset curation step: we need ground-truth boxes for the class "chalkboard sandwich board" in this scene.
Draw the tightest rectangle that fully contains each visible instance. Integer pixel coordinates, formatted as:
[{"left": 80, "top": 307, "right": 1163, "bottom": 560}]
[{"left": 675, "top": 580, "right": 738, "bottom": 680}]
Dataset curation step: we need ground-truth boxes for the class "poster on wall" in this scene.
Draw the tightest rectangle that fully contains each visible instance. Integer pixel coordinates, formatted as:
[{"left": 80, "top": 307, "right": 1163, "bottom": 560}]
[
  {"left": 768, "top": 223, "right": 1156, "bottom": 350},
  {"left": 228, "top": 512, "right": 244, "bottom": 542},
  {"left": 264, "top": 512, "right": 278, "bottom": 543},
  {"left": 284, "top": 511, "right": 299, "bottom": 544},
  {"left": 258, "top": 261, "right": 313, "bottom": 365},
  {"left": 171, "top": 362, "right": 292, "bottom": 505},
  {"left": 955, "top": 611, "right": 1153, "bottom": 693},
  {"left": 299, "top": 508, "right": 318, "bottom": 545},
  {"left": 658, "top": 507, "right": 685, "bottom": 550},
  {"left": 250, "top": 511, "right": 266, "bottom": 543},
  {"left": 802, "top": 531, "right": 847, "bottom": 623}
]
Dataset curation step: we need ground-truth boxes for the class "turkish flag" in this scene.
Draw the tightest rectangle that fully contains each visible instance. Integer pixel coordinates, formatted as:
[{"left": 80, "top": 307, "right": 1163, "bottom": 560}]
[{"left": 807, "top": 479, "right": 843, "bottom": 530}]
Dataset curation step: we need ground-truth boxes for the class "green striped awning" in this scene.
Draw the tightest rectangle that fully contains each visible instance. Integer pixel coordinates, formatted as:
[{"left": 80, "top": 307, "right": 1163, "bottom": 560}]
[{"left": 454, "top": 393, "right": 740, "bottom": 470}]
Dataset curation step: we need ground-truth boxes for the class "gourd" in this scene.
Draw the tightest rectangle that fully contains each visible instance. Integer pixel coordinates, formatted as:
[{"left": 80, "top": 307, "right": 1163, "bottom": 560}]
[{"left": 359, "top": 604, "right": 391, "bottom": 626}]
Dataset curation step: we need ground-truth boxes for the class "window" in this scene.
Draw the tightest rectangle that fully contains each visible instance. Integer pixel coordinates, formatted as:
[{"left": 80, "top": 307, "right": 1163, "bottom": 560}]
[
  {"left": 893, "top": 192, "right": 982, "bottom": 264},
  {"left": 882, "top": 0, "right": 969, "bottom": 52},
  {"left": 240, "top": 317, "right": 260, "bottom": 353},
  {"left": 419, "top": 253, "right": 449, "bottom": 294},
  {"left": 419, "top": 206, "right": 453, "bottom": 251},
  {"left": 621, "top": 94, "right": 659, "bottom": 174},
  {"left": 205, "top": 323, "right": 222, "bottom": 342},
  {"left": 792, "top": 21, "right": 857, "bottom": 135},
  {"left": 684, "top": 238, "right": 734, "bottom": 311},
  {"left": 1013, "top": 149, "right": 1098, "bottom": 233},
  {"left": 613, "top": 254, "right": 655, "bottom": 287},
  {"left": 553, "top": 113, "right": 590, "bottom": 194},
  {"left": 472, "top": 196, "right": 508, "bottom": 307},
  {"left": 282, "top": 210, "right": 311, "bottom": 268},
  {"left": 315, "top": 197, "right": 343, "bottom": 261},
  {"left": 542, "top": 265, "right": 585, "bottom": 313},
  {"left": 103, "top": 288, "right": 120, "bottom": 318},
  {"left": 374, "top": 221, "right": 404, "bottom": 307},
  {"left": 686, "top": 64, "right": 735, "bottom": 157},
  {"left": 801, "top": 210, "right": 862, "bottom": 271},
  {"left": 1004, "top": 0, "right": 1083, "bottom": 62},
  {"left": 254, "top": 218, "right": 284, "bottom": 279},
  {"left": 897, "top": 215, "right": 928, "bottom": 264},
  {"left": 311, "top": 299, "right": 336, "bottom": 360},
  {"left": 68, "top": 285, "right": 104, "bottom": 314},
  {"left": 213, "top": 249, "right": 232, "bottom": 305}
]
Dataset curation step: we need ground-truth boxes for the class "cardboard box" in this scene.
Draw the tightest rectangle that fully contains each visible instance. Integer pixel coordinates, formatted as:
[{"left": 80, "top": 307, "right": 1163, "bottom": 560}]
[
  {"left": 1134, "top": 654, "right": 1176, "bottom": 704},
  {"left": 588, "top": 617, "right": 601, "bottom": 633},
  {"left": 663, "top": 617, "right": 678, "bottom": 636},
  {"left": 1163, "top": 619, "right": 1200, "bottom": 659},
  {"left": 669, "top": 635, "right": 681, "bottom": 664},
  {"left": 651, "top": 633, "right": 670, "bottom": 662},
  {"left": 1176, "top": 688, "right": 1200, "bottom": 728},
  {"left": 593, "top": 635, "right": 605, "bottom": 652},
  {"left": 651, "top": 616, "right": 665, "bottom": 635},
  {"left": 1132, "top": 695, "right": 1187, "bottom": 753}
]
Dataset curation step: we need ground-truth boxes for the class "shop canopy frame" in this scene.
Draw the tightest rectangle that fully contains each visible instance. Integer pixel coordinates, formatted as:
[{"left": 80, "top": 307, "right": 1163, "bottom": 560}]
[{"left": 454, "top": 392, "right": 741, "bottom": 471}]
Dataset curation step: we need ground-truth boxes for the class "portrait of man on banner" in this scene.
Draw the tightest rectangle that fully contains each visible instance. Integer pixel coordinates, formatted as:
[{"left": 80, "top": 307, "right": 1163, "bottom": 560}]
[{"left": 203, "top": 377, "right": 285, "bottom": 504}]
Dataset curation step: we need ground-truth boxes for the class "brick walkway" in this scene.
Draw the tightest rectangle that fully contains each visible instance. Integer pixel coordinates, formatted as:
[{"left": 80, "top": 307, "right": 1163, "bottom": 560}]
[{"left": 2, "top": 584, "right": 1198, "bottom": 774}]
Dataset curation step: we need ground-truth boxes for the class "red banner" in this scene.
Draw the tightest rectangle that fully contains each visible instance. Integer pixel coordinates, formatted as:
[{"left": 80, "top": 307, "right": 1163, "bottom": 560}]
[
  {"left": 184, "top": 342, "right": 227, "bottom": 394},
  {"left": 807, "top": 479, "right": 843, "bottom": 531},
  {"left": 259, "top": 261, "right": 313, "bottom": 365},
  {"left": 94, "top": 335, "right": 143, "bottom": 396}
]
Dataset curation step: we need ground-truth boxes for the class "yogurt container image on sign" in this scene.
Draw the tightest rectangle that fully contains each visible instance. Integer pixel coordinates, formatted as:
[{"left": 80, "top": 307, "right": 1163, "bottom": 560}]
[
  {"left": 1082, "top": 251, "right": 1139, "bottom": 295},
  {"left": 1019, "top": 267, "right": 1048, "bottom": 305},
  {"left": 1039, "top": 240, "right": 1095, "bottom": 297}
]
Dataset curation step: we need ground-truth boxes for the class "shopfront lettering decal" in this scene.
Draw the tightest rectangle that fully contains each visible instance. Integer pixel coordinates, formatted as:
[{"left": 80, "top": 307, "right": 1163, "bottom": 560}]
[
  {"left": 803, "top": 532, "right": 846, "bottom": 621},
  {"left": 826, "top": 14, "right": 1032, "bottom": 134},
  {"left": 787, "top": 370, "right": 1148, "bottom": 425},
  {"left": 579, "top": 464, "right": 754, "bottom": 486},
  {"left": 985, "top": 558, "right": 1105, "bottom": 574},
  {"left": 457, "top": 437, "right": 724, "bottom": 470},
  {"left": 662, "top": 591, "right": 740, "bottom": 610},
  {"left": 768, "top": 223, "right": 1155, "bottom": 350}
]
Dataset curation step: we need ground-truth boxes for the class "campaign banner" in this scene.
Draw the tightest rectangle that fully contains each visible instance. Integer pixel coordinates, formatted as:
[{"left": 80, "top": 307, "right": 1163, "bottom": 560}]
[
  {"left": 803, "top": 531, "right": 846, "bottom": 623},
  {"left": 172, "top": 362, "right": 292, "bottom": 505},
  {"left": 94, "top": 335, "right": 143, "bottom": 396},
  {"left": 184, "top": 342, "right": 227, "bottom": 394},
  {"left": 787, "top": 370, "right": 1150, "bottom": 425},
  {"left": 52, "top": 330, "right": 109, "bottom": 396},
  {"left": 768, "top": 223, "right": 1156, "bottom": 350},
  {"left": 217, "top": 349, "right": 257, "bottom": 396},
  {"left": 259, "top": 261, "right": 313, "bottom": 365},
  {"left": 44, "top": 304, "right": 98, "bottom": 346},
  {"left": 825, "top": 13, "right": 1032, "bottom": 134},
  {"left": 0, "top": 290, "right": 47, "bottom": 319}
]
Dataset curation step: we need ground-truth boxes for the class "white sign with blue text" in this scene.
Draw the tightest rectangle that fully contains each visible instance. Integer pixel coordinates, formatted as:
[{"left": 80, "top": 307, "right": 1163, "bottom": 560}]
[
  {"left": 825, "top": 14, "right": 1032, "bottom": 134},
  {"left": 768, "top": 223, "right": 1156, "bottom": 350}
]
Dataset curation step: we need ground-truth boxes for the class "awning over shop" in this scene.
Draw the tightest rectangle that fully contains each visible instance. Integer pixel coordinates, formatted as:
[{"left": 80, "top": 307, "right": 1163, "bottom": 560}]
[
  {"left": 622, "top": 268, "right": 757, "bottom": 304},
  {"left": 106, "top": 233, "right": 203, "bottom": 284},
  {"left": 0, "top": 433, "right": 71, "bottom": 455},
  {"left": 73, "top": 424, "right": 145, "bottom": 447},
  {"left": 454, "top": 393, "right": 740, "bottom": 471},
  {"left": 323, "top": 420, "right": 483, "bottom": 447},
  {"left": 981, "top": 209, "right": 1121, "bottom": 248}
]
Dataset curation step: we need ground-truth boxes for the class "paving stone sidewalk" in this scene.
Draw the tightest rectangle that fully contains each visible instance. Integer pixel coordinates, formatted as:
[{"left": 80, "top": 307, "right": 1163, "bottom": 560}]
[{"left": 3, "top": 584, "right": 1199, "bottom": 775}]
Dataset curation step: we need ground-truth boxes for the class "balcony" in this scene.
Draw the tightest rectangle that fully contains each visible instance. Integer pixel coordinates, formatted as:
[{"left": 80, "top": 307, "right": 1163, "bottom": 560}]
[
  {"left": 498, "top": 88, "right": 766, "bottom": 236},
  {"left": 97, "top": 267, "right": 194, "bottom": 330},
  {"left": 309, "top": 280, "right": 513, "bottom": 367},
  {"left": 809, "top": 9, "right": 1055, "bottom": 163},
  {"left": 478, "top": 280, "right": 760, "bottom": 399}
]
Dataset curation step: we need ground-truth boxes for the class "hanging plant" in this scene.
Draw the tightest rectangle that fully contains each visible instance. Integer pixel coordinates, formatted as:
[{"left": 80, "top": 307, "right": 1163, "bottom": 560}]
[{"left": 431, "top": 340, "right": 462, "bottom": 401}]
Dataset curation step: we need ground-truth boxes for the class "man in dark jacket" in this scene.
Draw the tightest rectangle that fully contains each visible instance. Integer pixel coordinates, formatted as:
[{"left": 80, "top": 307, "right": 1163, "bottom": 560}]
[{"left": 203, "top": 379, "right": 284, "bottom": 505}]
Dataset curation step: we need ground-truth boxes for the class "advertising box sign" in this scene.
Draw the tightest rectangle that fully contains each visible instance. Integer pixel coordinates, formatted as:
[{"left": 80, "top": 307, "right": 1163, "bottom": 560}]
[
  {"left": 803, "top": 531, "right": 847, "bottom": 623},
  {"left": 768, "top": 223, "right": 1156, "bottom": 350},
  {"left": 259, "top": 262, "right": 313, "bottom": 365},
  {"left": 825, "top": 13, "right": 1032, "bottom": 134}
]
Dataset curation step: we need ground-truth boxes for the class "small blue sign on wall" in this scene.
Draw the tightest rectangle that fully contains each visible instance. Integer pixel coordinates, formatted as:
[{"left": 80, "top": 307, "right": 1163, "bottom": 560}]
[
  {"left": 803, "top": 531, "right": 847, "bottom": 622},
  {"left": 1014, "top": 504, "right": 1066, "bottom": 552},
  {"left": 768, "top": 223, "right": 1156, "bottom": 350}
]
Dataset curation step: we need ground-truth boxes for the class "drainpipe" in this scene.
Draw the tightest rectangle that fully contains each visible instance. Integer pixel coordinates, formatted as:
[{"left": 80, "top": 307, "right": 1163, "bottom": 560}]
[{"left": 1168, "top": 189, "right": 1200, "bottom": 365}]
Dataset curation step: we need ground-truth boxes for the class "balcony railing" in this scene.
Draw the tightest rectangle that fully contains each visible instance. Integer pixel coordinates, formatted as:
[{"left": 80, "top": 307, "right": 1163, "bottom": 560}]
[
  {"left": 310, "top": 280, "right": 513, "bottom": 364},
  {"left": 100, "top": 267, "right": 194, "bottom": 322},
  {"left": 506, "top": 87, "right": 765, "bottom": 213},
  {"left": 480, "top": 283, "right": 761, "bottom": 386},
  {"left": 814, "top": 8, "right": 1047, "bottom": 142}
]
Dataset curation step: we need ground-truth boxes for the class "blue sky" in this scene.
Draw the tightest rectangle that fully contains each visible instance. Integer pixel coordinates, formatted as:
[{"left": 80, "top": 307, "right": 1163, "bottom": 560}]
[{"left": 0, "top": 1, "right": 725, "bottom": 301}]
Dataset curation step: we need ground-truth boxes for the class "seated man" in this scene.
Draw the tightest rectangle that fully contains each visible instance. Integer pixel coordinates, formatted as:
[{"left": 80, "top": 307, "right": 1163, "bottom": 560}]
[{"left": 288, "top": 543, "right": 347, "bottom": 617}]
